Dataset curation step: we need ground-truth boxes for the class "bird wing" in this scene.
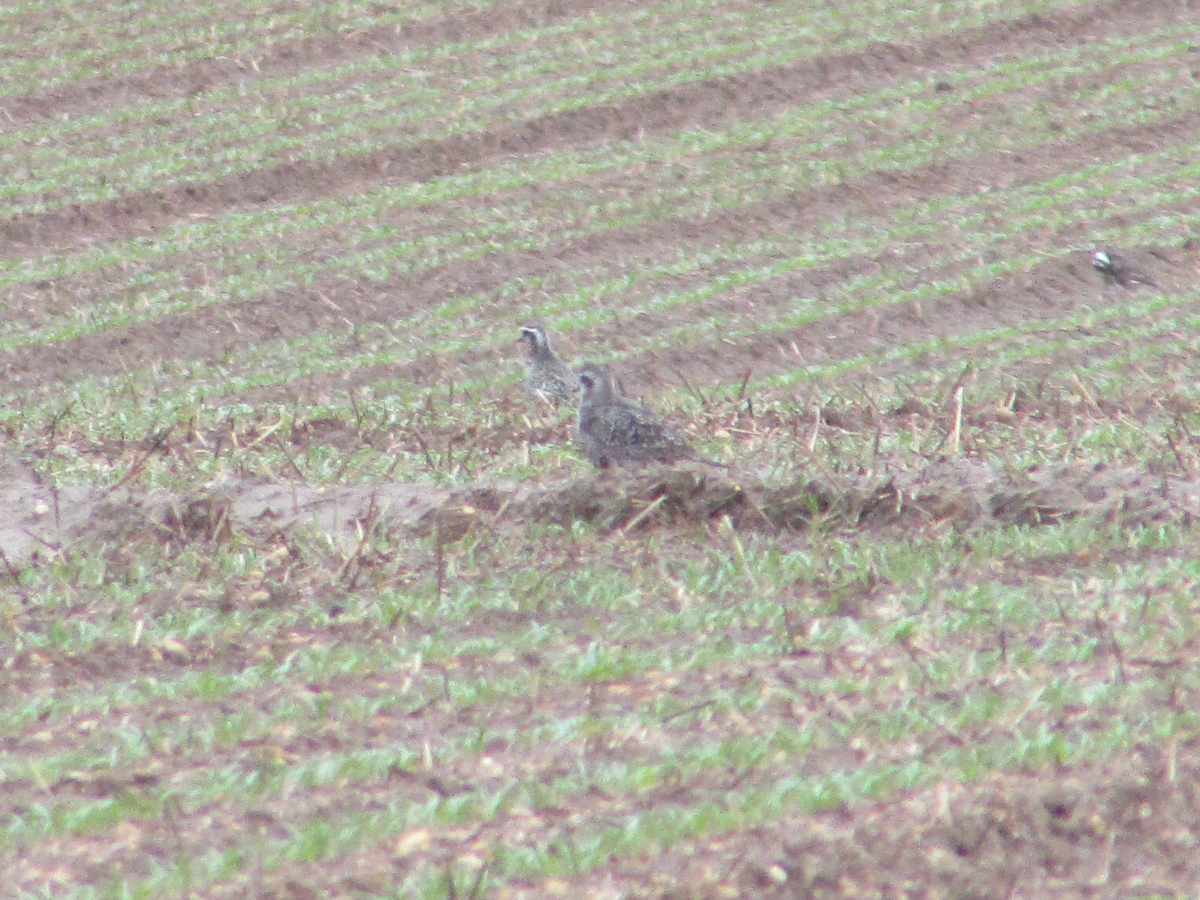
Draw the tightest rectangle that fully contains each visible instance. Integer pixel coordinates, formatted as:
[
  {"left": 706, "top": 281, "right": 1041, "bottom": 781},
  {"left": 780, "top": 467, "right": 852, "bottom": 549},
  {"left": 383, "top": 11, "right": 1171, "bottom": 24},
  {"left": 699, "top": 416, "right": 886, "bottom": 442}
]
[{"left": 614, "top": 404, "right": 692, "bottom": 460}]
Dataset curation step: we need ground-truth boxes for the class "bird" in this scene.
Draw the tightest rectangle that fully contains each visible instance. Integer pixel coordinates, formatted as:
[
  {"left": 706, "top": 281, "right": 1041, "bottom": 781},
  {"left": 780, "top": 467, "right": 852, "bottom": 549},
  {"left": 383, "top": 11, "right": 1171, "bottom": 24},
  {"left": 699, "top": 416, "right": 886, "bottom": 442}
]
[
  {"left": 575, "top": 363, "right": 727, "bottom": 469},
  {"left": 519, "top": 324, "right": 578, "bottom": 404},
  {"left": 1090, "top": 248, "right": 1155, "bottom": 287},
  {"left": 1092, "top": 249, "right": 1126, "bottom": 283}
]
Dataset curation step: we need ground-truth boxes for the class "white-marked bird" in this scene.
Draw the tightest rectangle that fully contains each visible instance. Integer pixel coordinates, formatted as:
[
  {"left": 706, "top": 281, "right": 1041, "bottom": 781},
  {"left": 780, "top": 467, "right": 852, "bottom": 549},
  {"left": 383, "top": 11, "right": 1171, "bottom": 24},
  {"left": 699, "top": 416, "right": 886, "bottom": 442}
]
[{"left": 519, "top": 324, "right": 579, "bottom": 405}]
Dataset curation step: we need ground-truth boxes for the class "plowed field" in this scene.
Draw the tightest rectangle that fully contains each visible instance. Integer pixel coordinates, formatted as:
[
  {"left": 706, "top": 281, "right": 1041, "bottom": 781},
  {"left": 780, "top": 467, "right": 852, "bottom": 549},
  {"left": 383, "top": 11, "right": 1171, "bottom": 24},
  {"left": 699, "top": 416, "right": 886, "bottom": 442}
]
[{"left": 4, "top": 1, "right": 1200, "bottom": 897}]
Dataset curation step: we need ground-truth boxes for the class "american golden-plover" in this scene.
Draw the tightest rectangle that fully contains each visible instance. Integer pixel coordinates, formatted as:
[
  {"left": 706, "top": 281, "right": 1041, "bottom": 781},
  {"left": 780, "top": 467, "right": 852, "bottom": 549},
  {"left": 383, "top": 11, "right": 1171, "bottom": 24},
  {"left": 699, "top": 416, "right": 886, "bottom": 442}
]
[{"left": 575, "top": 364, "right": 726, "bottom": 469}]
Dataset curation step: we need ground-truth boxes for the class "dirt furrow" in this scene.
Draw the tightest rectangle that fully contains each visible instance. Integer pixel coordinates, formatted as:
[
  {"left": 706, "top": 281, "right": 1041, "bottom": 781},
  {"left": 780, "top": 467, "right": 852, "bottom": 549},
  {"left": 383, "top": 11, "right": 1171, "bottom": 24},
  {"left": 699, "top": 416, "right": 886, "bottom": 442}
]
[
  {"left": 5, "top": 104, "right": 1200, "bottom": 397},
  {"left": 0, "top": 0, "right": 1181, "bottom": 259},
  {"left": 0, "top": 0, "right": 647, "bottom": 126}
]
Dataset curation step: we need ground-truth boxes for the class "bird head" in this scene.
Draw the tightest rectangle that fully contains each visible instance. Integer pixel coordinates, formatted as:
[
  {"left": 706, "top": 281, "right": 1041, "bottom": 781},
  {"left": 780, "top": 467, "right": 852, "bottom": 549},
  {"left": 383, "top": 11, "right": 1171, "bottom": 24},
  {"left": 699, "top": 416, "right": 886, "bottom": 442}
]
[
  {"left": 1091, "top": 250, "right": 1114, "bottom": 274},
  {"left": 578, "top": 364, "right": 615, "bottom": 404},
  {"left": 519, "top": 324, "right": 551, "bottom": 357}
]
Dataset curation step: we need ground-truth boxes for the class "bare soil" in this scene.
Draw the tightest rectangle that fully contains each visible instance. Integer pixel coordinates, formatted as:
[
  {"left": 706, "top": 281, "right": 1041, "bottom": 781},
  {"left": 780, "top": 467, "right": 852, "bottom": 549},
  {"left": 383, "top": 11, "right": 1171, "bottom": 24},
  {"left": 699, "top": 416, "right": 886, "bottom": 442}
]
[
  {"left": 7, "top": 454, "right": 1197, "bottom": 566},
  {"left": 4, "top": 0, "right": 1200, "bottom": 896}
]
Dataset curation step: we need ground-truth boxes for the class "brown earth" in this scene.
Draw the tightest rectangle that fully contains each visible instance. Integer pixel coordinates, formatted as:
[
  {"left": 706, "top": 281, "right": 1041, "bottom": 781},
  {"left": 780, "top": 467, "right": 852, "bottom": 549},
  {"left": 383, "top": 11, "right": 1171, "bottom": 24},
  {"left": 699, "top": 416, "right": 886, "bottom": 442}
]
[
  {"left": 4, "top": 0, "right": 1200, "bottom": 897},
  {"left": 2, "top": 0, "right": 1199, "bottom": 399},
  {"left": 8, "top": 457, "right": 1197, "bottom": 566}
]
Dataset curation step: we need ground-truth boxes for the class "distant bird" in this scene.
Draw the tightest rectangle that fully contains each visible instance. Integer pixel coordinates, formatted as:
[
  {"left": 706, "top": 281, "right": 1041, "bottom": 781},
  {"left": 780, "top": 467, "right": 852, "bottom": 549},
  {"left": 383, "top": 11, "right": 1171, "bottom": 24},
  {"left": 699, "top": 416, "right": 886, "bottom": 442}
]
[
  {"left": 575, "top": 363, "right": 727, "bottom": 469},
  {"left": 1091, "top": 248, "right": 1149, "bottom": 287},
  {"left": 1092, "top": 249, "right": 1123, "bottom": 281},
  {"left": 519, "top": 324, "right": 578, "bottom": 404}
]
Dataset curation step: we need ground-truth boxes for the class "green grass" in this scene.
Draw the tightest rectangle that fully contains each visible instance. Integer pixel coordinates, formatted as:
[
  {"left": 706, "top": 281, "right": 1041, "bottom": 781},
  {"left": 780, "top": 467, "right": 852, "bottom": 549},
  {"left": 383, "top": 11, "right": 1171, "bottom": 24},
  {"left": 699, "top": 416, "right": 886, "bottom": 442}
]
[
  {"left": 4, "top": 0, "right": 1200, "bottom": 896},
  {"left": 5, "top": 510, "right": 1196, "bottom": 895},
  {"left": 1, "top": 0, "right": 1101, "bottom": 214}
]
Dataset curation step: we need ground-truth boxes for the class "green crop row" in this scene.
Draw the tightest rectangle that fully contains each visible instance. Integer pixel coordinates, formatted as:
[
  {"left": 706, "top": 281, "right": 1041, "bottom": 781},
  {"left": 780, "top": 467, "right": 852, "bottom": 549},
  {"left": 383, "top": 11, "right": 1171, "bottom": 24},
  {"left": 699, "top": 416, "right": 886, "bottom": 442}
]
[
  {"left": 0, "top": 0, "right": 1100, "bottom": 214},
  {"left": 3, "top": 23, "right": 1194, "bottom": 369}
]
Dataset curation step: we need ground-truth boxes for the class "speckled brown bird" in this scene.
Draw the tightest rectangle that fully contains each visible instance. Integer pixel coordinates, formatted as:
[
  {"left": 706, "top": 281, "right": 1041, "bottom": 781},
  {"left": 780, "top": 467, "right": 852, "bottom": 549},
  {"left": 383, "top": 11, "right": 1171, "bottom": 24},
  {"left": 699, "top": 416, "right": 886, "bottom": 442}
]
[
  {"left": 575, "top": 364, "right": 726, "bottom": 469},
  {"left": 519, "top": 324, "right": 578, "bottom": 404}
]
